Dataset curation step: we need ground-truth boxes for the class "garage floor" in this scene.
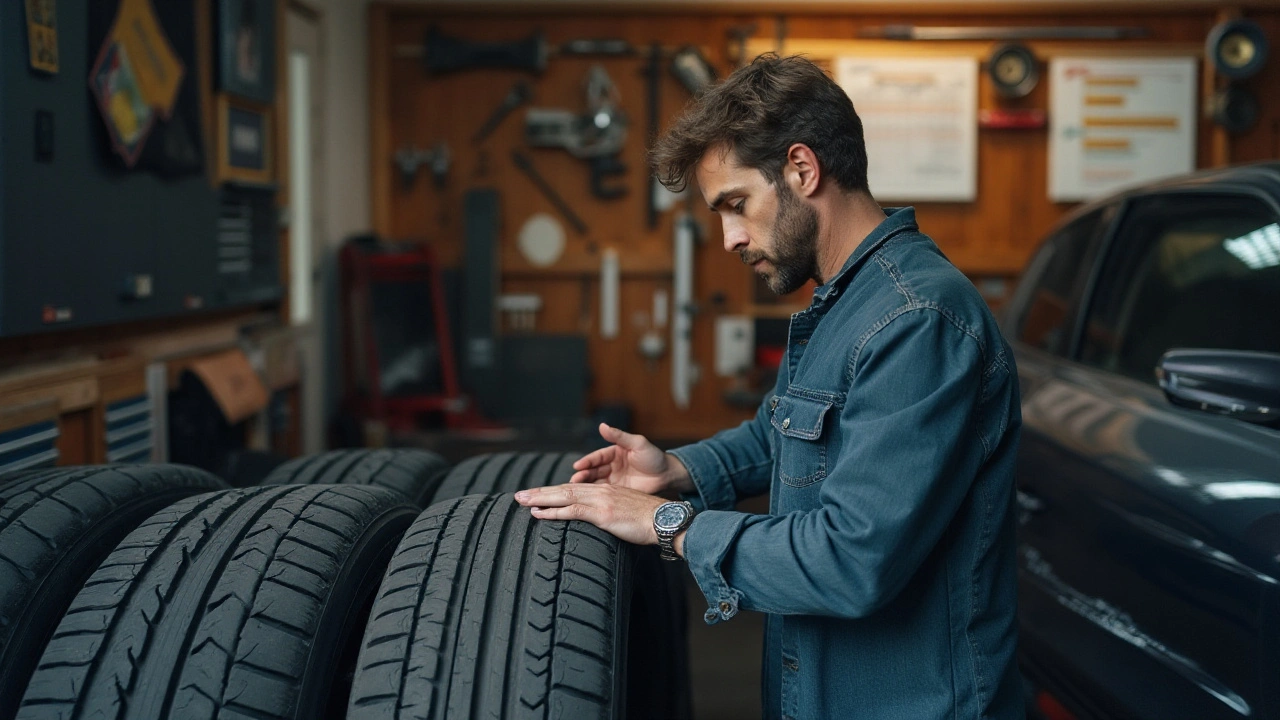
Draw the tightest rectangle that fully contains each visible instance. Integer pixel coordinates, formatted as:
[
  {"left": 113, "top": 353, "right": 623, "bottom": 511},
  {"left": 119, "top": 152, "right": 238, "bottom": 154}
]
[
  {"left": 400, "top": 426, "right": 768, "bottom": 719},
  {"left": 685, "top": 566, "right": 764, "bottom": 720}
]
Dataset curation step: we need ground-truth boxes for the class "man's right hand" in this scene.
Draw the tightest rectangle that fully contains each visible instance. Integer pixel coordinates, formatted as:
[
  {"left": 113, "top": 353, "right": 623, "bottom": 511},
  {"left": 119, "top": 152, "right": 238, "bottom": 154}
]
[{"left": 570, "top": 423, "right": 695, "bottom": 497}]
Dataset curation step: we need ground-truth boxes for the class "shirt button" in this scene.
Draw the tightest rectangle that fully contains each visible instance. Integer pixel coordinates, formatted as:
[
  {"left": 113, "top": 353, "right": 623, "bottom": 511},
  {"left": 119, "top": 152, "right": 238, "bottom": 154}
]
[
  {"left": 704, "top": 608, "right": 718, "bottom": 622},
  {"left": 770, "top": 398, "right": 778, "bottom": 411},
  {"left": 781, "top": 418, "right": 791, "bottom": 429},
  {"left": 719, "top": 601, "right": 732, "bottom": 613},
  {"left": 797, "top": 339, "right": 808, "bottom": 345}
]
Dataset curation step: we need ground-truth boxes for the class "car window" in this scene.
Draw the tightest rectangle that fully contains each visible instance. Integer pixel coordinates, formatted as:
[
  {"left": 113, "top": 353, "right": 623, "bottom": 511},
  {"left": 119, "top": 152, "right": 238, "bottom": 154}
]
[
  {"left": 1013, "top": 207, "right": 1113, "bottom": 355},
  {"left": 1079, "top": 193, "right": 1280, "bottom": 383}
]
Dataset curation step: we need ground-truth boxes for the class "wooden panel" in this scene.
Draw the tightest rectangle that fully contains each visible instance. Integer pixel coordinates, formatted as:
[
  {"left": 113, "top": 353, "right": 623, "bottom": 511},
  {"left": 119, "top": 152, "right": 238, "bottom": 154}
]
[
  {"left": 97, "top": 357, "right": 149, "bottom": 405},
  {"left": 371, "top": 3, "right": 1280, "bottom": 439},
  {"left": 0, "top": 398, "right": 59, "bottom": 435},
  {"left": 372, "top": 2, "right": 1277, "bottom": 17}
]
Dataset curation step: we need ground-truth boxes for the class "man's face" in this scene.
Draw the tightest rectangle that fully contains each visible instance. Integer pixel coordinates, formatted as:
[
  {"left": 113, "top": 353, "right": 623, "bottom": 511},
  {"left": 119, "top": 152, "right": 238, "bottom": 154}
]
[{"left": 695, "top": 147, "right": 819, "bottom": 295}]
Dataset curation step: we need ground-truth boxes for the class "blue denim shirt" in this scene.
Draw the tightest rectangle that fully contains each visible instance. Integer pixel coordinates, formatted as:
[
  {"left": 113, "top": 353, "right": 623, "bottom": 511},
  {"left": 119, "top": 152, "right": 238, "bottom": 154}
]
[{"left": 671, "top": 208, "right": 1023, "bottom": 720}]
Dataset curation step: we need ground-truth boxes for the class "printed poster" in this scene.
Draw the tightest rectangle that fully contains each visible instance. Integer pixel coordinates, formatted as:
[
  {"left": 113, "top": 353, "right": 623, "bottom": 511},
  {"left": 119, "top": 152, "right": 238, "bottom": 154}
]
[
  {"left": 835, "top": 57, "right": 978, "bottom": 202},
  {"left": 1048, "top": 57, "right": 1196, "bottom": 201}
]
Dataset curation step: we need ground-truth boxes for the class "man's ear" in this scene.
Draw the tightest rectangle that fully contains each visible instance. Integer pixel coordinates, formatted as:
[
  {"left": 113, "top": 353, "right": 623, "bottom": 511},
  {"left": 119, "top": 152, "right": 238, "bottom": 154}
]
[{"left": 785, "top": 143, "right": 821, "bottom": 198}]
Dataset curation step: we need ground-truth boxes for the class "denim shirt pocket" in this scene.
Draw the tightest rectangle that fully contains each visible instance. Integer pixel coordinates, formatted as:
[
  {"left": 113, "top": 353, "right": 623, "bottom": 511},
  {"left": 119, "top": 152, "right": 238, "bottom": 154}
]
[{"left": 770, "top": 393, "right": 834, "bottom": 488}]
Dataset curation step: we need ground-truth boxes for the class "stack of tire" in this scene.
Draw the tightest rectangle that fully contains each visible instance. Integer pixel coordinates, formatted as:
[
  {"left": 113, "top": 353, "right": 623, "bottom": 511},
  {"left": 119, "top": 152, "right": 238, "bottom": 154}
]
[{"left": 2, "top": 449, "right": 690, "bottom": 720}]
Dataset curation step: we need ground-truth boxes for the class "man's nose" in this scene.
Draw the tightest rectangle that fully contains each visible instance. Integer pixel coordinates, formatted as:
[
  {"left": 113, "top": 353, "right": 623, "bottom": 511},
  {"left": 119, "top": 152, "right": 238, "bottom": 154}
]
[{"left": 722, "top": 223, "right": 749, "bottom": 253}]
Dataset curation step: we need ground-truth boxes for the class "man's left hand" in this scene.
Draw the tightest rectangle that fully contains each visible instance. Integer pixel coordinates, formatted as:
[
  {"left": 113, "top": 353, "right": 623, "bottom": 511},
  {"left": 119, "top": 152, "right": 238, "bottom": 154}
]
[{"left": 514, "top": 484, "right": 666, "bottom": 547}]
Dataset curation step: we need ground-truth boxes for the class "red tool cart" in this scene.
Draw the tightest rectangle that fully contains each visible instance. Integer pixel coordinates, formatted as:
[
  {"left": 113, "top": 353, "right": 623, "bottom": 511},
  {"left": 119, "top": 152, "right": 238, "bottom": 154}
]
[{"left": 338, "top": 236, "right": 479, "bottom": 435}]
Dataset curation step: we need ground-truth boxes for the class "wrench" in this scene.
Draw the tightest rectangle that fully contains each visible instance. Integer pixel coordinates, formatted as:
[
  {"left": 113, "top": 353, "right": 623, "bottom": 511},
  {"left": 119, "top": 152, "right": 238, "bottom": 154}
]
[
  {"left": 511, "top": 151, "right": 589, "bottom": 236},
  {"left": 472, "top": 80, "right": 533, "bottom": 145}
]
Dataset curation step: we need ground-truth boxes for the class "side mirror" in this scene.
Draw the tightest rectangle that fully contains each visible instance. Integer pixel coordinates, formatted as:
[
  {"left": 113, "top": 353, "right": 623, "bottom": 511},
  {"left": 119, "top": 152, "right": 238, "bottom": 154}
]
[{"left": 1157, "top": 349, "right": 1280, "bottom": 426}]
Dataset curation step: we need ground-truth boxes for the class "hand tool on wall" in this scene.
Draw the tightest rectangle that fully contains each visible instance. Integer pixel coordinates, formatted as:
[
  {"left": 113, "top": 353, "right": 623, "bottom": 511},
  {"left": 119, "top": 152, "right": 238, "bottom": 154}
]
[
  {"left": 393, "top": 143, "right": 450, "bottom": 189},
  {"left": 1208, "top": 85, "right": 1259, "bottom": 134},
  {"left": 473, "top": 80, "right": 533, "bottom": 144},
  {"left": 511, "top": 150, "right": 590, "bottom": 236},
  {"left": 600, "top": 248, "right": 620, "bottom": 339},
  {"left": 672, "top": 212, "right": 699, "bottom": 409},
  {"left": 399, "top": 27, "right": 637, "bottom": 74},
  {"left": 525, "top": 65, "right": 629, "bottom": 199},
  {"left": 727, "top": 24, "right": 759, "bottom": 68},
  {"left": 670, "top": 46, "right": 716, "bottom": 95},
  {"left": 643, "top": 43, "right": 662, "bottom": 229},
  {"left": 641, "top": 44, "right": 713, "bottom": 227},
  {"left": 858, "top": 25, "right": 1148, "bottom": 40},
  {"left": 463, "top": 190, "right": 501, "bottom": 417}
]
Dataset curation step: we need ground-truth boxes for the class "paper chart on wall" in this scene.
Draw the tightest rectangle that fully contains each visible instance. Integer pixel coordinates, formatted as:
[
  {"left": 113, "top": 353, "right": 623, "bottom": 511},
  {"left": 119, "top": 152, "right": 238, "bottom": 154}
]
[
  {"left": 1048, "top": 57, "right": 1196, "bottom": 202},
  {"left": 835, "top": 57, "right": 978, "bottom": 202}
]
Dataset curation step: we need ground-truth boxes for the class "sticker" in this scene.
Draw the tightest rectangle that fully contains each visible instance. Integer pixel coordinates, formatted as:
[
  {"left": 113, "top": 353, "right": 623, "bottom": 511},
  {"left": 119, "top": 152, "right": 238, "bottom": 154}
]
[
  {"left": 89, "top": 40, "right": 155, "bottom": 167},
  {"left": 25, "top": 0, "right": 58, "bottom": 74},
  {"left": 41, "top": 306, "right": 72, "bottom": 324}
]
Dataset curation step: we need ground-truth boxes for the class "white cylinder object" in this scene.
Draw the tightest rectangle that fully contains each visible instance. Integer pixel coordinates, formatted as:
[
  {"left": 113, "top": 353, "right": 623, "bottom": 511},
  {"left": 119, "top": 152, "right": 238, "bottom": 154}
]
[
  {"left": 600, "top": 248, "right": 620, "bottom": 339},
  {"left": 672, "top": 213, "right": 695, "bottom": 409}
]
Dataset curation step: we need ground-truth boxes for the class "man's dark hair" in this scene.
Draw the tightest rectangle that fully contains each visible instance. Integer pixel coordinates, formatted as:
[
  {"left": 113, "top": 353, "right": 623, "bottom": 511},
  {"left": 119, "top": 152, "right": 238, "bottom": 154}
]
[{"left": 649, "top": 54, "right": 869, "bottom": 195}]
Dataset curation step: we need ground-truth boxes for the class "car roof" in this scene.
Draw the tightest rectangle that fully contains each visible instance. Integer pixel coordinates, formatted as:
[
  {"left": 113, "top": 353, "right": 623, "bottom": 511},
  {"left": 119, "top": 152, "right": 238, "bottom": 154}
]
[{"left": 1058, "top": 162, "right": 1280, "bottom": 227}]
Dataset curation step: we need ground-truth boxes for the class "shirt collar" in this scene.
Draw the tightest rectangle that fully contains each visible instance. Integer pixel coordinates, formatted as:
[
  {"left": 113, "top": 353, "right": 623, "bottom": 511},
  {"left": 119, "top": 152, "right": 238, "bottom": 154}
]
[{"left": 813, "top": 206, "right": 918, "bottom": 302}]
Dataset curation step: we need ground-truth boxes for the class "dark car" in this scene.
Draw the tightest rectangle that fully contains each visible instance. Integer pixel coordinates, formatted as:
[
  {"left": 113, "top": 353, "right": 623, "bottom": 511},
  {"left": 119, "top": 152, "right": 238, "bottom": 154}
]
[{"left": 1001, "top": 163, "right": 1280, "bottom": 720}]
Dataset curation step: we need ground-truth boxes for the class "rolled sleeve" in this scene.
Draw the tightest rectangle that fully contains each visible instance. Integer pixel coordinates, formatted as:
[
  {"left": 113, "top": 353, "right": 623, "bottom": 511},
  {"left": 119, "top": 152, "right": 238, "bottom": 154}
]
[{"left": 682, "top": 510, "right": 750, "bottom": 624}]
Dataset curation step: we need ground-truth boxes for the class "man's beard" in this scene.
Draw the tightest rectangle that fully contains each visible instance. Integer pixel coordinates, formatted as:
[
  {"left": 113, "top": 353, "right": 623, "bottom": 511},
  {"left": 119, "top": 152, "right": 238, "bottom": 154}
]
[{"left": 740, "top": 182, "right": 820, "bottom": 295}]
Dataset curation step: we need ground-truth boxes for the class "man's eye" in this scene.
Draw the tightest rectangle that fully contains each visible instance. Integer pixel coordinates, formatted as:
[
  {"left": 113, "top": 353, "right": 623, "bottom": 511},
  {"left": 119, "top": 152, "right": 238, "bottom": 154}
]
[{"left": 733, "top": 201, "right": 746, "bottom": 214}]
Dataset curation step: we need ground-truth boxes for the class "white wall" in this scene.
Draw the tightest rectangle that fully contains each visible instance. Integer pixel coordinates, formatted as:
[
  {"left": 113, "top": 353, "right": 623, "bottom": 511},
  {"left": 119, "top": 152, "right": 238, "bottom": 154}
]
[
  {"left": 319, "top": 0, "right": 371, "bottom": 247},
  {"left": 302, "top": 0, "right": 373, "bottom": 431}
]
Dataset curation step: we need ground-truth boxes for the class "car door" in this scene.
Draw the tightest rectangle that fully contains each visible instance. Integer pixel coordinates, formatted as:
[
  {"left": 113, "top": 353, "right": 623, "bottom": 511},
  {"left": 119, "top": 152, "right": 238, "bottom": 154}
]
[{"left": 1015, "top": 191, "right": 1280, "bottom": 720}]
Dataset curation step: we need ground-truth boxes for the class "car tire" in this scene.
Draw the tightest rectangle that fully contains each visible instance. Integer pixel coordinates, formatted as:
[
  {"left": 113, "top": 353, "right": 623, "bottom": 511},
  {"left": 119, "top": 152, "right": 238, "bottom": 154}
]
[
  {"left": 427, "top": 451, "right": 693, "bottom": 719},
  {"left": 262, "top": 448, "right": 451, "bottom": 507},
  {"left": 349, "top": 493, "right": 646, "bottom": 719},
  {"left": 429, "top": 451, "right": 578, "bottom": 503},
  {"left": 0, "top": 464, "right": 225, "bottom": 720},
  {"left": 17, "top": 484, "right": 418, "bottom": 720}
]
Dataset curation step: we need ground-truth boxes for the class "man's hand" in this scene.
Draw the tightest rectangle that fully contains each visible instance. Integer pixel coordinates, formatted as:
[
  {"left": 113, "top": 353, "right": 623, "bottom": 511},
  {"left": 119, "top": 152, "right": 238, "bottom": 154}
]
[
  {"left": 570, "top": 423, "right": 695, "bottom": 497},
  {"left": 514, "top": 484, "right": 681, "bottom": 552}
]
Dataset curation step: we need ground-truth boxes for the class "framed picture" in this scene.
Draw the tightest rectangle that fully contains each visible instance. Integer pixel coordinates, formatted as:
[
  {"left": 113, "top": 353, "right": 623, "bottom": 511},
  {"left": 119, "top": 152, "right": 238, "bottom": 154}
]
[
  {"left": 217, "top": 0, "right": 275, "bottom": 104},
  {"left": 217, "top": 94, "right": 273, "bottom": 185}
]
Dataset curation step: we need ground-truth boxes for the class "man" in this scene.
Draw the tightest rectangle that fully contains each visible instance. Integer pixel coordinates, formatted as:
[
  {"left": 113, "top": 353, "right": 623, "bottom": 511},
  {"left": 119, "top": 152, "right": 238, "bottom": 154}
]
[{"left": 514, "top": 54, "right": 1023, "bottom": 720}]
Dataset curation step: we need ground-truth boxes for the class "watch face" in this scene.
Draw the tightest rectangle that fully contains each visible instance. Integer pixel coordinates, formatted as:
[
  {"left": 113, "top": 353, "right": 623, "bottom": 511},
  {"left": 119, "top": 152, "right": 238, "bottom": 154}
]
[{"left": 655, "top": 503, "right": 690, "bottom": 531}]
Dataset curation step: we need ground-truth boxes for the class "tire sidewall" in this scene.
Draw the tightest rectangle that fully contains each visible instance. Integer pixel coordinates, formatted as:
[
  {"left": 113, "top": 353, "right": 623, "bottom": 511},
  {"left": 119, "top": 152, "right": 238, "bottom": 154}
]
[{"left": 295, "top": 505, "right": 419, "bottom": 719}]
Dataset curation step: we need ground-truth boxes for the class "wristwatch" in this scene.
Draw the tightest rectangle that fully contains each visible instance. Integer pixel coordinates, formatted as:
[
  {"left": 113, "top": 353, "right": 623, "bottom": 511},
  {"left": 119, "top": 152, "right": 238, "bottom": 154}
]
[{"left": 653, "top": 501, "right": 696, "bottom": 561}]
